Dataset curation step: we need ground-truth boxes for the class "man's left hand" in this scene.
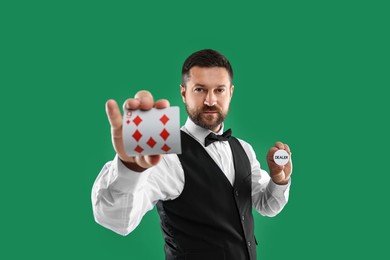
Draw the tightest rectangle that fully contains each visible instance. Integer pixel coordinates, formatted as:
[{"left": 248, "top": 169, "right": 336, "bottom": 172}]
[{"left": 266, "top": 142, "right": 293, "bottom": 185}]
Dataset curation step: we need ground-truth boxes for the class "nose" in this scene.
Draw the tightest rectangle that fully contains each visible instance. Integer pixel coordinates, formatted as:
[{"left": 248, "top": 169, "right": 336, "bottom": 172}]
[{"left": 204, "top": 91, "right": 217, "bottom": 106}]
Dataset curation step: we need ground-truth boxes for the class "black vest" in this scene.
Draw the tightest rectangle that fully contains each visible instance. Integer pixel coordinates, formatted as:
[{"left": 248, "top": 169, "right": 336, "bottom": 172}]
[{"left": 156, "top": 131, "right": 257, "bottom": 260}]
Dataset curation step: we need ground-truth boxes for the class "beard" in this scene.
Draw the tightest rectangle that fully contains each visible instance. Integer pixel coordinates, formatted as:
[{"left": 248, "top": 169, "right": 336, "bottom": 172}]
[{"left": 185, "top": 104, "right": 228, "bottom": 131}]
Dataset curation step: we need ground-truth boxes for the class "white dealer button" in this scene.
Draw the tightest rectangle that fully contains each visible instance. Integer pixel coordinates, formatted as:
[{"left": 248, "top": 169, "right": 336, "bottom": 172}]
[{"left": 273, "top": 150, "right": 289, "bottom": 166}]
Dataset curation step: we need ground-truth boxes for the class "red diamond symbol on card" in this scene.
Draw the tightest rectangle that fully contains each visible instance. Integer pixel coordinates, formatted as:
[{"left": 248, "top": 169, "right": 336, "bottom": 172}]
[
  {"left": 160, "top": 114, "right": 169, "bottom": 125},
  {"left": 126, "top": 119, "right": 130, "bottom": 125},
  {"left": 132, "top": 130, "right": 142, "bottom": 142},
  {"left": 160, "top": 128, "right": 170, "bottom": 141},
  {"left": 134, "top": 145, "right": 144, "bottom": 153},
  {"left": 161, "top": 144, "right": 171, "bottom": 152},
  {"left": 146, "top": 137, "right": 156, "bottom": 148},
  {"left": 133, "top": 115, "right": 142, "bottom": 126}
]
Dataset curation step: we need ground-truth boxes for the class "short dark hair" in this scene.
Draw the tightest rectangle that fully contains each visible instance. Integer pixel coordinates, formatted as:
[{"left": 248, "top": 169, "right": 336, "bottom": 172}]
[{"left": 181, "top": 49, "right": 233, "bottom": 86}]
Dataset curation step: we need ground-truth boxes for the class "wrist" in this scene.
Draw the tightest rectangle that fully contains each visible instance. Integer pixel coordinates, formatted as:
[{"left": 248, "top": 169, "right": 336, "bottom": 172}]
[
  {"left": 272, "top": 177, "right": 290, "bottom": 186},
  {"left": 119, "top": 158, "right": 147, "bottom": 172}
]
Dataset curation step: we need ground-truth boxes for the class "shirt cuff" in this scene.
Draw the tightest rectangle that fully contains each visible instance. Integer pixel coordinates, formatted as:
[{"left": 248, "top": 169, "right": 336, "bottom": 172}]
[
  {"left": 267, "top": 178, "right": 291, "bottom": 201},
  {"left": 109, "top": 155, "right": 151, "bottom": 192}
]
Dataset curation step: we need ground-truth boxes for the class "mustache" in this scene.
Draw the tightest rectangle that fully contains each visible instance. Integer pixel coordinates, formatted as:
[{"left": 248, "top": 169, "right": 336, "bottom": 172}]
[{"left": 202, "top": 106, "right": 221, "bottom": 113}]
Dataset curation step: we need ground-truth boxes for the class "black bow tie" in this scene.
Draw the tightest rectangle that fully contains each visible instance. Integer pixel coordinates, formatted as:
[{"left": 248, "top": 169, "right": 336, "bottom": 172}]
[{"left": 204, "top": 129, "right": 232, "bottom": 147}]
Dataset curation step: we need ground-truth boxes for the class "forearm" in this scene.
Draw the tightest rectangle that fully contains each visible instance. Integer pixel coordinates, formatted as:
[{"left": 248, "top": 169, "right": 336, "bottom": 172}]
[
  {"left": 91, "top": 155, "right": 152, "bottom": 236},
  {"left": 252, "top": 177, "right": 291, "bottom": 217}
]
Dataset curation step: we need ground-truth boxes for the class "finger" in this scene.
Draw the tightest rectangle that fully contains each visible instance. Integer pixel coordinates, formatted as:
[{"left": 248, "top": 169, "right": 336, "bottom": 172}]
[
  {"left": 266, "top": 147, "right": 284, "bottom": 174},
  {"left": 274, "top": 141, "right": 285, "bottom": 150},
  {"left": 267, "top": 146, "right": 279, "bottom": 160},
  {"left": 106, "top": 99, "right": 122, "bottom": 135},
  {"left": 106, "top": 100, "right": 130, "bottom": 161},
  {"left": 284, "top": 144, "right": 291, "bottom": 154},
  {"left": 145, "top": 154, "right": 163, "bottom": 166},
  {"left": 135, "top": 90, "right": 154, "bottom": 110},
  {"left": 123, "top": 98, "right": 141, "bottom": 111},
  {"left": 154, "top": 99, "right": 170, "bottom": 109},
  {"left": 134, "top": 154, "right": 160, "bottom": 169},
  {"left": 284, "top": 160, "right": 293, "bottom": 177}
]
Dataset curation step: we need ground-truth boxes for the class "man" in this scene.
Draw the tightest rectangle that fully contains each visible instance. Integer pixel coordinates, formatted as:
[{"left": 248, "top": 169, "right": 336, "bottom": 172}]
[{"left": 92, "top": 49, "right": 292, "bottom": 260}]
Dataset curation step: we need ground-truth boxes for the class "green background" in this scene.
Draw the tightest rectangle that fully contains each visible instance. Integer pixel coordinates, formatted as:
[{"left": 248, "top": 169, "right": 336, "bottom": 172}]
[{"left": 1, "top": 0, "right": 389, "bottom": 259}]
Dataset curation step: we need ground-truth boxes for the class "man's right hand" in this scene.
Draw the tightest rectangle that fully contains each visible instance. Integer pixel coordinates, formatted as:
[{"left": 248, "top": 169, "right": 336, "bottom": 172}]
[{"left": 105, "top": 90, "right": 170, "bottom": 172}]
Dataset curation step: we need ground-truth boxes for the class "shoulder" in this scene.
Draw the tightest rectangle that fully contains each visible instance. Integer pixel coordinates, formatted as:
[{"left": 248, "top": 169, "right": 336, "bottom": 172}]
[{"left": 234, "top": 137, "right": 256, "bottom": 158}]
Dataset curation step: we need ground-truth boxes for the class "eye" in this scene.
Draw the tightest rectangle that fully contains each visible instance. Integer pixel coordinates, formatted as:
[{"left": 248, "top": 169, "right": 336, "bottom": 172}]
[
  {"left": 194, "top": 87, "right": 204, "bottom": 93},
  {"left": 216, "top": 88, "right": 225, "bottom": 94}
]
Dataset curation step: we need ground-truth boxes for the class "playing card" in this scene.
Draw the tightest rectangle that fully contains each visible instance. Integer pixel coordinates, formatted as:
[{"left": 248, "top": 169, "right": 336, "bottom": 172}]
[{"left": 122, "top": 107, "right": 181, "bottom": 156}]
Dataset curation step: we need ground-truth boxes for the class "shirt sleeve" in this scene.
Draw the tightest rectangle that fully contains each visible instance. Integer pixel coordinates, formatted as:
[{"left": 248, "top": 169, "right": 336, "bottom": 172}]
[
  {"left": 239, "top": 140, "right": 291, "bottom": 217},
  {"left": 91, "top": 154, "right": 184, "bottom": 236}
]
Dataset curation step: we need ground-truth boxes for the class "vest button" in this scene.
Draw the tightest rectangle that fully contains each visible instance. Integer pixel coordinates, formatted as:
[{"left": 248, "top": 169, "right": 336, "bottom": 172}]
[
  {"left": 248, "top": 241, "right": 251, "bottom": 247},
  {"left": 241, "top": 215, "right": 245, "bottom": 221},
  {"left": 235, "top": 190, "right": 239, "bottom": 197}
]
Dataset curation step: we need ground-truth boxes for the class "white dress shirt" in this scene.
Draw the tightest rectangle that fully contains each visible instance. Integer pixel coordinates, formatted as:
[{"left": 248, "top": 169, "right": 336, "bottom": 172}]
[{"left": 92, "top": 118, "right": 291, "bottom": 236}]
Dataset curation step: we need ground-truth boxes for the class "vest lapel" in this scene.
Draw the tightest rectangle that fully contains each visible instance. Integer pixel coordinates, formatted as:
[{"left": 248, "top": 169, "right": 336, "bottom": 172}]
[
  {"left": 181, "top": 131, "right": 234, "bottom": 187},
  {"left": 228, "top": 137, "right": 252, "bottom": 190}
]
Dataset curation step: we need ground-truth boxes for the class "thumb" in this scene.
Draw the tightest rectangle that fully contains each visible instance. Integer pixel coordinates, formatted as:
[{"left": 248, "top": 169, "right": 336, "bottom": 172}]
[
  {"left": 106, "top": 99, "right": 122, "bottom": 138},
  {"left": 105, "top": 99, "right": 129, "bottom": 160}
]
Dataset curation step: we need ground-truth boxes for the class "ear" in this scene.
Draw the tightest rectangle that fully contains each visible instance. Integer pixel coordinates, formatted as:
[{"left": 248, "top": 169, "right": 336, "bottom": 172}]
[
  {"left": 180, "top": 84, "right": 186, "bottom": 103},
  {"left": 230, "top": 85, "right": 234, "bottom": 97}
]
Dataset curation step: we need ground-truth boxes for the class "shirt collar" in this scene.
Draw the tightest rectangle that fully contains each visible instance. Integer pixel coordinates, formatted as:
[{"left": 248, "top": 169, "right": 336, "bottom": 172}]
[{"left": 182, "top": 117, "right": 224, "bottom": 146}]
